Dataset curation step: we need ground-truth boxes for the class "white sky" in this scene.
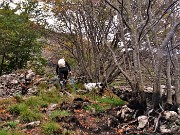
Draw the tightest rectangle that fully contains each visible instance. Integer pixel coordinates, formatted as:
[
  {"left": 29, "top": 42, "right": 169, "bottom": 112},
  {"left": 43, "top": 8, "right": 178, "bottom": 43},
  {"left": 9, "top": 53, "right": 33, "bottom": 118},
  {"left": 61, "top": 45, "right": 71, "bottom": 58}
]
[{"left": 0, "top": 0, "right": 55, "bottom": 25}]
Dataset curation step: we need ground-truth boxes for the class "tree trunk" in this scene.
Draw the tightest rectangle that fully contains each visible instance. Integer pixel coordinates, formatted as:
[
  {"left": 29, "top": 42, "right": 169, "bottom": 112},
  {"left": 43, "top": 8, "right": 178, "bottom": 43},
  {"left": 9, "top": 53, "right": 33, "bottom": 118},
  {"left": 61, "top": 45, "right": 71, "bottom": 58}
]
[
  {"left": 0, "top": 52, "right": 5, "bottom": 75},
  {"left": 166, "top": 52, "right": 172, "bottom": 104},
  {"left": 153, "top": 19, "right": 180, "bottom": 109},
  {"left": 172, "top": 39, "right": 180, "bottom": 105}
]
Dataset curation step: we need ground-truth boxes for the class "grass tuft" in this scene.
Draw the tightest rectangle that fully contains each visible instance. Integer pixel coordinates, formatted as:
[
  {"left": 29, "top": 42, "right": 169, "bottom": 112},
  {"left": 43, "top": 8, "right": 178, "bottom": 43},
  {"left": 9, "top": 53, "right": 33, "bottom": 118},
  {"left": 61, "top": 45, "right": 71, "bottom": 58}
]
[
  {"left": 41, "top": 121, "right": 61, "bottom": 135},
  {"left": 6, "top": 121, "right": 19, "bottom": 128},
  {"left": 8, "top": 103, "right": 28, "bottom": 115},
  {"left": 50, "top": 110, "right": 72, "bottom": 121},
  {"left": 20, "top": 109, "right": 42, "bottom": 123},
  {"left": 97, "top": 97, "right": 125, "bottom": 106}
]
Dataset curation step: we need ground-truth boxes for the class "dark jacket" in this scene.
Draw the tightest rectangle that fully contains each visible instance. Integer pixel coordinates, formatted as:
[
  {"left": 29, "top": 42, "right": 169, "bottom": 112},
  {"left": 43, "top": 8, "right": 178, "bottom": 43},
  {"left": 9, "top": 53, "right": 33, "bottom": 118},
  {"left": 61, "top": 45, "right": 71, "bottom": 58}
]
[{"left": 56, "top": 61, "right": 71, "bottom": 75}]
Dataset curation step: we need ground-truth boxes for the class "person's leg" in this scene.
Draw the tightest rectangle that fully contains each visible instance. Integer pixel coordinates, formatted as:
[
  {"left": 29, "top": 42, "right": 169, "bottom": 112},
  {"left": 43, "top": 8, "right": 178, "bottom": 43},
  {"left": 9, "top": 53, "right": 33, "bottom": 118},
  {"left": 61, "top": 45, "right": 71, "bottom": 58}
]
[
  {"left": 59, "top": 69, "right": 64, "bottom": 89},
  {"left": 61, "top": 68, "right": 68, "bottom": 88}
]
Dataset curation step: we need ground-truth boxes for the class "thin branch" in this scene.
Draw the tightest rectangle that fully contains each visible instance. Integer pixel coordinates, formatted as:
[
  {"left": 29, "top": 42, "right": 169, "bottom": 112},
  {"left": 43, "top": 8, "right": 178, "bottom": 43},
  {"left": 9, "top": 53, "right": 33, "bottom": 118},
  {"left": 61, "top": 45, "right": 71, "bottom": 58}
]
[
  {"left": 140, "top": 0, "right": 179, "bottom": 42},
  {"left": 138, "top": 0, "right": 151, "bottom": 42},
  {"left": 169, "top": 43, "right": 180, "bottom": 51},
  {"left": 104, "top": 0, "right": 131, "bottom": 30},
  {"left": 153, "top": 111, "right": 162, "bottom": 132}
]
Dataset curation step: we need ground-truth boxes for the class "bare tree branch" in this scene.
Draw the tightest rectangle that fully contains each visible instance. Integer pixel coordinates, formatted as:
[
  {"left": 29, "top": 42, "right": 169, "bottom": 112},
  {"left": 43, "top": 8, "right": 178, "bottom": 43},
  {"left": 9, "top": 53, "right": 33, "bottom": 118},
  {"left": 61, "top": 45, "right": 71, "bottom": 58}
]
[
  {"left": 140, "top": 0, "right": 179, "bottom": 42},
  {"left": 138, "top": 0, "right": 151, "bottom": 42}
]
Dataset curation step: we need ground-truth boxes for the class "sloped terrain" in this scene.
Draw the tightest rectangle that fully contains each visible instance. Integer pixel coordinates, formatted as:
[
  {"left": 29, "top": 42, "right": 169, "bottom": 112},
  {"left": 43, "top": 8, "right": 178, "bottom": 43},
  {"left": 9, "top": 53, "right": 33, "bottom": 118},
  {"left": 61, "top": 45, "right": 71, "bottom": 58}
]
[{"left": 0, "top": 71, "right": 180, "bottom": 135}]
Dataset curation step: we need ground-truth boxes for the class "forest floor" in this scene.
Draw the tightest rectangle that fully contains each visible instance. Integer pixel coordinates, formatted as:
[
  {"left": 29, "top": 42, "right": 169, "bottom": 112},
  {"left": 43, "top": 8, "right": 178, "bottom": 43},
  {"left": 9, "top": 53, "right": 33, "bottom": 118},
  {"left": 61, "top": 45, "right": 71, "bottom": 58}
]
[
  {"left": 0, "top": 70, "right": 180, "bottom": 135},
  {"left": 1, "top": 86, "right": 178, "bottom": 135}
]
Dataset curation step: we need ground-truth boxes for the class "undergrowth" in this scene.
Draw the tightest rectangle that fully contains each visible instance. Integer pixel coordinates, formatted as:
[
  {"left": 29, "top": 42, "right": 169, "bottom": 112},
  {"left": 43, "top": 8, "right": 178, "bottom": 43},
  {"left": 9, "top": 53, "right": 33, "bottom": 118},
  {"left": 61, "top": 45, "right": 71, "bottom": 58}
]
[{"left": 1, "top": 81, "right": 125, "bottom": 134}]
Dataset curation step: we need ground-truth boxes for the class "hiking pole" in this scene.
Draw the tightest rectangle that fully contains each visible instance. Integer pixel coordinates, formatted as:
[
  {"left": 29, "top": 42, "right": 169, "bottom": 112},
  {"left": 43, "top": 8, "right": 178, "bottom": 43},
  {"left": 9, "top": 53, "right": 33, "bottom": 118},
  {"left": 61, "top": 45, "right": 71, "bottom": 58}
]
[{"left": 71, "top": 73, "right": 76, "bottom": 93}]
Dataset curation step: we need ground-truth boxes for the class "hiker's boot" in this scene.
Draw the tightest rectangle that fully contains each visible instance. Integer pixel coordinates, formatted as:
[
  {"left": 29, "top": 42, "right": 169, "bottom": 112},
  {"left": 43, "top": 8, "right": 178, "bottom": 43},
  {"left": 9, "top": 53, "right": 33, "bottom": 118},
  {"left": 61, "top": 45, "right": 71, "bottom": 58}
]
[
  {"left": 63, "top": 80, "right": 68, "bottom": 90},
  {"left": 59, "top": 81, "right": 64, "bottom": 90}
]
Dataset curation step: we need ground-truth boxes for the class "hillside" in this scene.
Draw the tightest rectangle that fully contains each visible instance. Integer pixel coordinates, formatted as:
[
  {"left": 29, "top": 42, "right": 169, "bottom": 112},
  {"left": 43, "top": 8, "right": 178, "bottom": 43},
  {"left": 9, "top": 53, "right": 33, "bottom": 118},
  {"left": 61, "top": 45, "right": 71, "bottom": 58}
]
[{"left": 0, "top": 70, "right": 180, "bottom": 135}]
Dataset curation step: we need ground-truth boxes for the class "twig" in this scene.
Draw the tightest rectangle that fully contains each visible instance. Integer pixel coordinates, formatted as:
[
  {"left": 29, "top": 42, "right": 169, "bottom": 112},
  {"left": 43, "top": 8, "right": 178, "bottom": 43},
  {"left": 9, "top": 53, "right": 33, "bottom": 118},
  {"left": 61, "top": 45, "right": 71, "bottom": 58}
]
[
  {"left": 153, "top": 112, "right": 162, "bottom": 132},
  {"left": 119, "top": 119, "right": 138, "bottom": 127},
  {"left": 147, "top": 109, "right": 154, "bottom": 128},
  {"left": 0, "top": 122, "right": 6, "bottom": 127},
  {"left": 159, "top": 104, "right": 164, "bottom": 112},
  {"left": 19, "top": 81, "right": 28, "bottom": 88}
]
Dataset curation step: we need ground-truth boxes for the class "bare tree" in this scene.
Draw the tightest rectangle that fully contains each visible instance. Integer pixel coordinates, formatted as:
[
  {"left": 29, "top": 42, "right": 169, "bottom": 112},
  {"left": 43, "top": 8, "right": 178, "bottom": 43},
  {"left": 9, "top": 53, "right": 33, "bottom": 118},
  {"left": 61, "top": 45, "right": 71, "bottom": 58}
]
[{"left": 38, "top": 0, "right": 180, "bottom": 107}]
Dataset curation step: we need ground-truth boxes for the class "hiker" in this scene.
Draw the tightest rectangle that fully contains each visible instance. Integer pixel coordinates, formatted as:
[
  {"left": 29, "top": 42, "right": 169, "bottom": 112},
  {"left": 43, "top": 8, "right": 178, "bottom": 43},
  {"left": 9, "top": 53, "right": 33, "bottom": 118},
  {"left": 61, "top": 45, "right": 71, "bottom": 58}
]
[{"left": 56, "top": 57, "right": 71, "bottom": 89}]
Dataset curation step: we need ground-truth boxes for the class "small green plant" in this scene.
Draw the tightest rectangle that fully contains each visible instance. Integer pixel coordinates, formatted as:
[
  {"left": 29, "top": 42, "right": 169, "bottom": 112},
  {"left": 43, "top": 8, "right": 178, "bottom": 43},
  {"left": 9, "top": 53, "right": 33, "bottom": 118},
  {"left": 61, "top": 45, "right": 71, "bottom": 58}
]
[
  {"left": 0, "top": 129, "right": 7, "bottom": 135},
  {"left": 62, "top": 128, "right": 73, "bottom": 135},
  {"left": 0, "top": 98, "right": 13, "bottom": 105},
  {"left": 74, "top": 82, "right": 84, "bottom": 90},
  {"left": 97, "top": 97, "right": 125, "bottom": 106},
  {"left": 0, "top": 129, "right": 25, "bottom": 135},
  {"left": 8, "top": 130, "right": 25, "bottom": 135},
  {"left": 8, "top": 103, "right": 28, "bottom": 115},
  {"left": 41, "top": 122, "right": 61, "bottom": 135},
  {"left": 50, "top": 110, "right": 71, "bottom": 121},
  {"left": 40, "top": 102, "right": 49, "bottom": 108},
  {"left": 6, "top": 121, "right": 19, "bottom": 128},
  {"left": 38, "top": 82, "right": 49, "bottom": 91},
  {"left": 13, "top": 93, "right": 23, "bottom": 103},
  {"left": 25, "top": 96, "right": 48, "bottom": 109},
  {"left": 25, "top": 97, "right": 40, "bottom": 107},
  {"left": 20, "top": 109, "right": 42, "bottom": 123},
  {"left": 85, "top": 103, "right": 110, "bottom": 113},
  {"left": 40, "top": 89, "right": 61, "bottom": 103}
]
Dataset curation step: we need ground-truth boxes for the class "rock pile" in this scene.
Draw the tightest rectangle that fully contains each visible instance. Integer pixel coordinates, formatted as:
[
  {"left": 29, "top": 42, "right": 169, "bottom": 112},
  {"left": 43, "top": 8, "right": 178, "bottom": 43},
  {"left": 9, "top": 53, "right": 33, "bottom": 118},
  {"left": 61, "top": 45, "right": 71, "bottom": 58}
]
[{"left": 0, "top": 70, "right": 42, "bottom": 98}]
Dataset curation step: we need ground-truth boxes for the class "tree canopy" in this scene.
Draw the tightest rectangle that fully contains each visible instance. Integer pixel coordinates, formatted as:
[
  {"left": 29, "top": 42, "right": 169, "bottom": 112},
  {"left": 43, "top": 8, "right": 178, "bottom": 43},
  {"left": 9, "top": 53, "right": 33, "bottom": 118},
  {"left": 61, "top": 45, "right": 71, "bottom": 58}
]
[{"left": 0, "top": 2, "right": 43, "bottom": 75}]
